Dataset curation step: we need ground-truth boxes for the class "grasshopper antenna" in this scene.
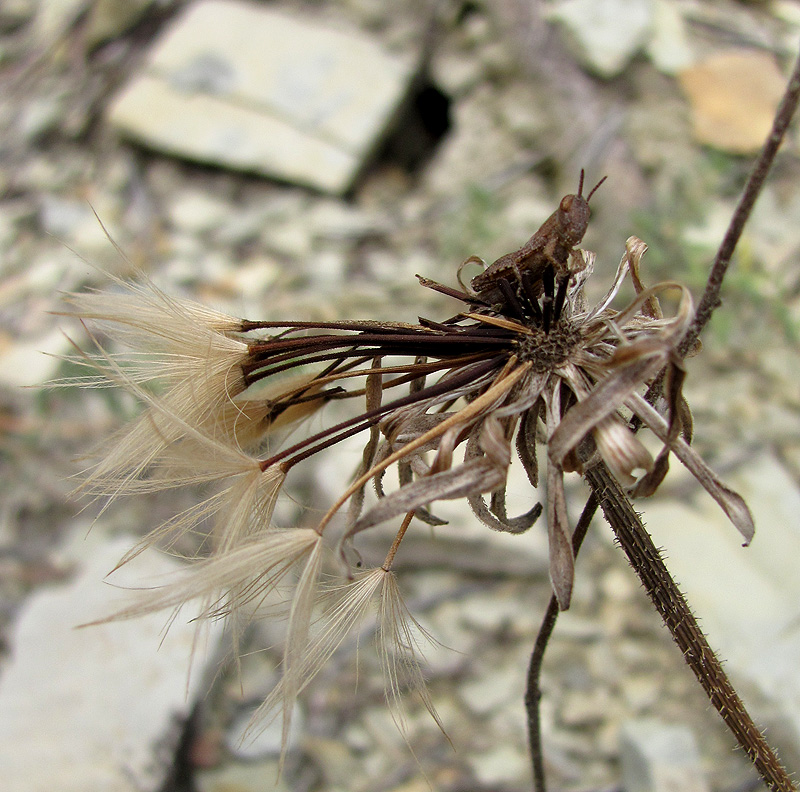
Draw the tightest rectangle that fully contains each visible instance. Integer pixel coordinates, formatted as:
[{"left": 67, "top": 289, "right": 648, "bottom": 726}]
[{"left": 586, "top": 175, "right": 607, "bottom": 203}]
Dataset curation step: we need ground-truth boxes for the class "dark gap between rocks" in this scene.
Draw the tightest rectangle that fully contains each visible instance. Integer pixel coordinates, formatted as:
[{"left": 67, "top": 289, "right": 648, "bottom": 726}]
[{"left": 369, "top": 78, "right": 452, "bottom": 177}]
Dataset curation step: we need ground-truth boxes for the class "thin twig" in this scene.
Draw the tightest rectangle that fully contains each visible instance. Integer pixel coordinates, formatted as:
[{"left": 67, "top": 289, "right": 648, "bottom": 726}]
[
  {"left": 639, "top": 46, "right": 800, "bottom": 412},
  {"left": 525, "top": 492, "right": 599, "bottom": 792},
  {"left": 680, "top": 46, "right": 800, "bottom": 355},
  {"left": 585, "top": 464, "right": 796, "bottom": 792}
]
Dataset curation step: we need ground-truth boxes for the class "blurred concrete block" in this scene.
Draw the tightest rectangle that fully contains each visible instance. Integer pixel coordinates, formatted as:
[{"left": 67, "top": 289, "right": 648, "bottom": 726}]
[
  {"left": 619, "top": 718, "right": 710, "bottom": 792},
  {"left": 107, "top": 0, "right": 416, "bottom": 194}
]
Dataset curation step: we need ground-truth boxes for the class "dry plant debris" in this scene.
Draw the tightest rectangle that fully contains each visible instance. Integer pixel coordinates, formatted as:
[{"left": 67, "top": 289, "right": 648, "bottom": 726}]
[{"left": 57, "top": 151, "right": 793, "bottom": 788}]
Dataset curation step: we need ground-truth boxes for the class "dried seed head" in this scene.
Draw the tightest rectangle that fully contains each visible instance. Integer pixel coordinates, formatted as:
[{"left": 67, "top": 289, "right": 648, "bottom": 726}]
[
  {"left": 58, "top": 222, "right": 754, "bottom": 756},
  {"left": 516, "top": 322, "right": 582, "bottom": 372}
]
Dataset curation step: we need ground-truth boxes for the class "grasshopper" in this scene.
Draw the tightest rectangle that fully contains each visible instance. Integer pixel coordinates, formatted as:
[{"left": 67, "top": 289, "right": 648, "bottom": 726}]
[{"left": 470, "top": 171, "right": 605, "bottom": 330}]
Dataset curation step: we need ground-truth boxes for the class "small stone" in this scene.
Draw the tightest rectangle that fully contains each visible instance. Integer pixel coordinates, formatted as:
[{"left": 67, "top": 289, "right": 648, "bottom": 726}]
[
  {"left": 217, "top": 256, "right": 280, "bottom": 302},
  {"left": 431, "top": 51, "right": 484, "bottom": 97},
  {"left": 261, "top": 218, "right": 314, "bottom": 261},
  {"left": 38, "top": 194, "right": 92, "bottom": 238},
  {"left": 457, "top": 586, "right": 537, "bottom": 634},
  {"left": 307, "top": 200, "right": 379, "bottom": 241},
  {"left": 678, "top": 51, "right": 786, "bottom": 154},
  {"left": 585, "top": 640, "right": 619, "bottom": 685},
  {"left": 0, "top": 327, "right": 73, "bottom": 388},
  {"left": 0, "top": 0, "right": 36, "bottom": 32},
  {"left": 645, "top": 0, "right": 693, "bottom": 75},
  {"left": 32, "top": 0, "right": 88, "bottom": 45},
  {"left": 37, "top": 193, "right": 123, "bottom": 257},
  {"left": 776, "top": 0, "right": 800, "bottom": 19},
  {"left": 307, "top": 248, "right": 347, "bottom": 287},
  {"left": 304, "top": 735, "right": 373, "bottom": 789},
  {"left": 468, "top": 744, "right": 529, "bottom": 787},
  {"left": 622, "top": 675, "right": 661, "bottom": 713},
  {"left": 746, "top": 182, "right": 800, "bottom": 266},
  {"left": 501, "top": 193, "right": 553, "bottom": 241},
  {"left": 342, "top": 722, "right": 371, "bottom": 752},
  {"left": 553, "top": 611, "right": 605, "bottom": 642},
  {"left": 167, "top": 189, "right": 233, "bottom": 234},
  {"left": 223, "top": 651, "right": 280, "bottom": 705},
  {"left": 460, "top": 659, "right": 525, "bottom": 717},
  {"left": 17, "top": 96, "right": 65, "bottom": 143},
  {"left": 225, "top": 705, "right": 304, "bottom": 760},
  {"left": 422, "top": 599, "right": 477, "bottom": 676},
  {"left": 86, "top": 0, "right": 155, "bottom": 49},
  {"left": 559, "top": 688, "right": 613, "bottom": 728},
  {"left": 619, "top": 718, "right": 710, "bottom": 792},
  {"left": 600, "top": 566, "right": 637, "bottom": 602},
  {"left": 107, "top": 0, "right": 417, "bottom": 194},
  {"left": 681, "top": 198, "right": 737, "bottom": 251},
  {"left": 547, "top": 0, "right": 655, "bottom": 79},
  {"left": 360, "top": 705, "right": 407, "bottom": 751},
  {"left": 0, "top": 200, "right": 31, "bottom": 251}
]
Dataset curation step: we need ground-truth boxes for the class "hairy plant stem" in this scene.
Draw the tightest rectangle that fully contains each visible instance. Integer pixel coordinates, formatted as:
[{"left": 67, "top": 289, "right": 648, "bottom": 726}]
[
  {"left": 585, "top": 464, "right": 796, "bottom": 792},
  {"left": 526, "top": 41, "right": 800, "bottom": 792}
]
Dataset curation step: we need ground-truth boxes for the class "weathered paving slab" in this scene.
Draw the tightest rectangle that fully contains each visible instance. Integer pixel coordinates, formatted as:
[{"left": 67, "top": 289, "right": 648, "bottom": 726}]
[
  {"left": 107, "top": 0, "right": 416, "bottom": 194},
  {"left": 0, "top": 530, "right": 221, "bottom": 792}
]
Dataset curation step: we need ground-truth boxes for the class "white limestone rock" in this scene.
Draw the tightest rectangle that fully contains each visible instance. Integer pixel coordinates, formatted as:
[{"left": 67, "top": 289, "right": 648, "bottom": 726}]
[
  {"left": 645, "top": 0, "right": 693, "bottom": 75},
  {"left": 0, "top": 531, "right": 221, "bottom": 792},
  {"left": 546, "top": 0, "right": 654, "bottom": 79},
  {"left": 619, "top": 718, "right": 710, "bottom": 792},
  {"left": 0, "top": 327, "right": 73, "bottom": 388},
  {"left": 107, "top": 0, "right": 416, "bottom": 194}
]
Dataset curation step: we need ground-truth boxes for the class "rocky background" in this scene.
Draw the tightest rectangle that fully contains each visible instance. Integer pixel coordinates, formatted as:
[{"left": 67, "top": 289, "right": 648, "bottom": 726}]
[{"left": 1, "top": 1, "right": 800, "bottom": 791}]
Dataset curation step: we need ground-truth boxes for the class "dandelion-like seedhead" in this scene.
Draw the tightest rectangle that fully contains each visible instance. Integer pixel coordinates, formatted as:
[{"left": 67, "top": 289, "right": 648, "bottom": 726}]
[{"left": 60, "top": 233, "right": 754, "bottom": 757}]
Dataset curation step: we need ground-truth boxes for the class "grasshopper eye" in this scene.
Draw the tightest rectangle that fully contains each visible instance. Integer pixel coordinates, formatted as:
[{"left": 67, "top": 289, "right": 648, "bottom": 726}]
[{"left": 559, "top": 195, "right": 574, "bottom": 213}]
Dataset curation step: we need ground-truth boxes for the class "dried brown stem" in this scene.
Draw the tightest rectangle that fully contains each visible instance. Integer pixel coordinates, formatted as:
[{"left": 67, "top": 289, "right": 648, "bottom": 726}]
[
  {"left": 679, "top": 46, "right": 800, "bottom": 356},
  {"left": 525, "top": 492, "right": 599, "bottom": 792},
  {"left": 382, "top": 511, "right": 415, "bottom": 570},
  {"left": 261, "top": 357, "right": 503, "bottom": 470},
  {"left": 585, "top": 464, "right": 796, "bottom": 792}
]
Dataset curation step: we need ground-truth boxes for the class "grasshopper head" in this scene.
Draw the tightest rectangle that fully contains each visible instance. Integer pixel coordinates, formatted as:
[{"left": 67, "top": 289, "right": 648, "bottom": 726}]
[{"left": 556, "top": 172, "right": 606, "bottom": 247}]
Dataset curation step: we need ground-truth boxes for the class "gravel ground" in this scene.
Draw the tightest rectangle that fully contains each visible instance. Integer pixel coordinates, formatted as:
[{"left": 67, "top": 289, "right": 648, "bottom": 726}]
[{"left": 2, "top": 2, "right": 800, "bottom": 791}]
